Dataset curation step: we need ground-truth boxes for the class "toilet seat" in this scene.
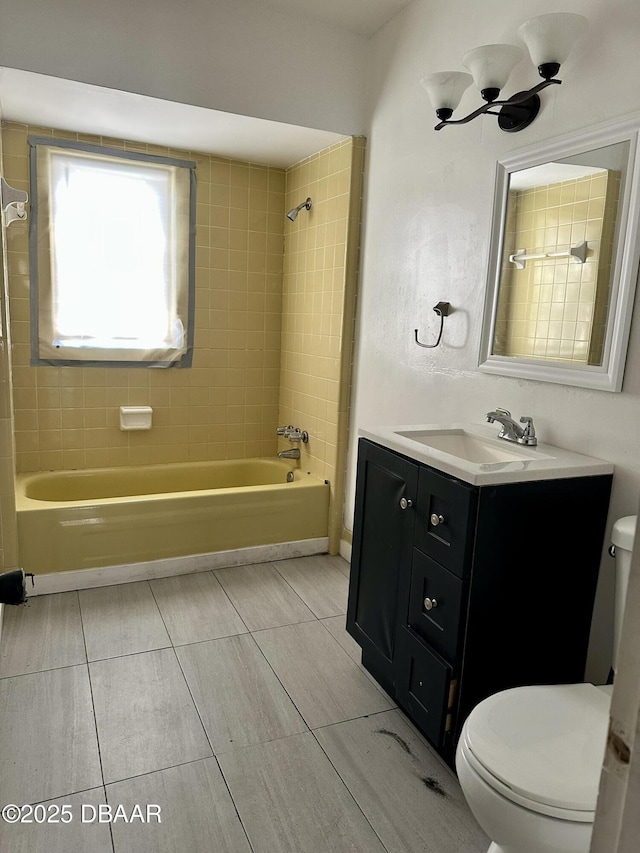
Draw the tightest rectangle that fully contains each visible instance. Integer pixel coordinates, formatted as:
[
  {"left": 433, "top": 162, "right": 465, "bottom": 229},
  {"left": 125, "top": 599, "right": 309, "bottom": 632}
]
[{"left": 460, "top": 683, "right": 610, "bottom": 822}]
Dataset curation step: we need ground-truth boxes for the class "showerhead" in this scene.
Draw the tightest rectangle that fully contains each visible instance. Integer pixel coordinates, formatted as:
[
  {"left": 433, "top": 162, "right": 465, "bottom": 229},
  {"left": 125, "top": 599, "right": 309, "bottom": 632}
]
[{"left": 286, "top": 197, "right": 313, "bottom": 222}]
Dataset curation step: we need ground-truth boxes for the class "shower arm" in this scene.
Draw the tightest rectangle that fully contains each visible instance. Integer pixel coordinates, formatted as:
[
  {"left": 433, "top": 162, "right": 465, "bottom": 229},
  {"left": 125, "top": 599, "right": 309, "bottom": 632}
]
[{"left": 286, "top": 197, "right": 313, "bottom": 221}]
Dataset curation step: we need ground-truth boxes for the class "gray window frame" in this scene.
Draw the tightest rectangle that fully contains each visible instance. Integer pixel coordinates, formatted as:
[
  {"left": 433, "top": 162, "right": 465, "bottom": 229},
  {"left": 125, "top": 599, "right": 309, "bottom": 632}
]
[{"left": 28, "top": 136, "right": 197, "bottom": 368}]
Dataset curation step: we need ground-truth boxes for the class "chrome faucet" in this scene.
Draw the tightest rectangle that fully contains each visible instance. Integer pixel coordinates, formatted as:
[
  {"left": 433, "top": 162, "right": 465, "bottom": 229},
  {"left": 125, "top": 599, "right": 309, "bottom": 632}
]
[
  {"left": 277, "top": 448, "right": 300, "bottom": 459},
  {"left": 486, "top": 408, "right": 537, "bottom": 446},
  {"left": 277, "top": 425, "right": 309, "bottom": 443}
]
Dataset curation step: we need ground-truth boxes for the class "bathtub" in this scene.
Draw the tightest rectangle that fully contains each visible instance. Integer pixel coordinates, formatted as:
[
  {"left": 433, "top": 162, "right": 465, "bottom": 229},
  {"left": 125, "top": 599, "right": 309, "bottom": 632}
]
[{"left": 15, "top": 459, "right": 330, "bottom": 581}]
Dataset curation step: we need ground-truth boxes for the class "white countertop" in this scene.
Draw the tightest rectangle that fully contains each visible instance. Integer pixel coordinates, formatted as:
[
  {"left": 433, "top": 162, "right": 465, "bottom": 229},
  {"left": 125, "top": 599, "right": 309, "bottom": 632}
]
[{"left": 359, "top": 422, "right": 614, "bottom": 486}]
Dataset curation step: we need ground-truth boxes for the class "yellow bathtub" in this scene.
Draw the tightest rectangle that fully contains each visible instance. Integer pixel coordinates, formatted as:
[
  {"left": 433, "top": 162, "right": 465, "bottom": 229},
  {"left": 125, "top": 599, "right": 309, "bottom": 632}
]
[{"left": 15, "top": 459, "right": 330, "bottom": 575}]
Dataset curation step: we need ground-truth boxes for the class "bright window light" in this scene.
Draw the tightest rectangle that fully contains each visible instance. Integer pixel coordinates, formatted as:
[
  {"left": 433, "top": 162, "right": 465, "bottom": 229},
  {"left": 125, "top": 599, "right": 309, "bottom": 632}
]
[{"left": 30, "top": 140, "right": 195, "bottom": 366}]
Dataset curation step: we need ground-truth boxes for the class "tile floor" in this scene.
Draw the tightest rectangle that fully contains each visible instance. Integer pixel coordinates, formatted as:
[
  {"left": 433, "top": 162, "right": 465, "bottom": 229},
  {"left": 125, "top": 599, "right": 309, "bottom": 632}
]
[{"left": 0, "top": 554, "right": 488, "bottom": 852}]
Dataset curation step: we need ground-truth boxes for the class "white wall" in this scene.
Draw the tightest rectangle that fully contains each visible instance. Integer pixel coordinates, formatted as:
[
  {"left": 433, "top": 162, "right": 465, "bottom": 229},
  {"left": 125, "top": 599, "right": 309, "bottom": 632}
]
[
  {"left": 0, "top": 0, "right": 368, "bottom": 135},
  {"left": 349, "top": 0, "right": 640, "bottom": 682}
]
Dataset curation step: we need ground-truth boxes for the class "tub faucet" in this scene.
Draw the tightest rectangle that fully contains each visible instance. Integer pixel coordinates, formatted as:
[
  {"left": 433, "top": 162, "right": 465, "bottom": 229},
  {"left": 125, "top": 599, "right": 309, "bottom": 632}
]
[
  {"left": 486, "top": 408, "right": 537, "bottom": 446},
  {"left": 277, "top": 448, "right": 300, "bottom": 459}
]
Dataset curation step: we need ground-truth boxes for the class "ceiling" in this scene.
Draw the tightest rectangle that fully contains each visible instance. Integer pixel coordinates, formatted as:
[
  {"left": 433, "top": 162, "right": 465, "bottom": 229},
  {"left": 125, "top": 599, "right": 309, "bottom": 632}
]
[
  {"left": 0, "top": 2, "right": 415, "bottom": 166},
  {"left": 259, "top": 0, "right": 414, "bottom": 37},
  {"left": 0, "top": 68, "right": 346, "bottom": 169},
  {"left": 510, "top": 163, "right": 606, "bottom": 191}
]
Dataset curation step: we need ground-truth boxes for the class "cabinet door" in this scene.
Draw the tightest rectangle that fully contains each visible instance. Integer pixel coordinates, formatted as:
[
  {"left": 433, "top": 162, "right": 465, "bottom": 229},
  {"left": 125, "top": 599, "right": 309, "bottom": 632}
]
[{"left": 347, "top": 439, "right": 418, "bottom": 691}]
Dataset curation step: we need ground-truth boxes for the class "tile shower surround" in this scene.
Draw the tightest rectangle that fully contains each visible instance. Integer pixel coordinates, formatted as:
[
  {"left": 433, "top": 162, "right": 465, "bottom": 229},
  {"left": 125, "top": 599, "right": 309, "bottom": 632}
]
[
  {"left": 0, "top": 125, "right": 18, "bottom": 572},
  {"left": 1, "top": 124, "right": 363, "bottom": 560},
  {"left": 3, "top": 122, "right": 287, "bottom": 473},
  {"left": 2, "top": 125, "right": 362, "bottom": 491}
]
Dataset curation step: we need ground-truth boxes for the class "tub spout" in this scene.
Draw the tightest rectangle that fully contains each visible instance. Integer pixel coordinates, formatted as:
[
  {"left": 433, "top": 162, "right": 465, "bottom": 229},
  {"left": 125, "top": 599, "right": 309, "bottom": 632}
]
[{"left": 277, "top": 448, "right": 300, "bottom": 459}]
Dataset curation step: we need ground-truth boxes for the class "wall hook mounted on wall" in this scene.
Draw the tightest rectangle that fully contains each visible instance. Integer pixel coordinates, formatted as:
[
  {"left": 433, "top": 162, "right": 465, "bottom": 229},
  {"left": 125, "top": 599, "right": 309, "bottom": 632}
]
[{"left": 415, "top": 301, "right": 451, "bottom": 348}]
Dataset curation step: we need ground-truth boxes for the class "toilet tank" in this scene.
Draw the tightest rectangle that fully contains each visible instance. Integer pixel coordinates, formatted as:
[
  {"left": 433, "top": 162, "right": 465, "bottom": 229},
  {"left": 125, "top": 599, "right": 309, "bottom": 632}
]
[{"left": 611, "top": 515, "right": 637, "bottom": 672}]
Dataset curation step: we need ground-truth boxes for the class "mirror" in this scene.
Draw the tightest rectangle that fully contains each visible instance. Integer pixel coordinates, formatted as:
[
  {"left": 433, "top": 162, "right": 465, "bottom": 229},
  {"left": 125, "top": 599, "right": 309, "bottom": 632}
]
[{"left": 478, "top": 114, "right": 640, "bottom": 391}]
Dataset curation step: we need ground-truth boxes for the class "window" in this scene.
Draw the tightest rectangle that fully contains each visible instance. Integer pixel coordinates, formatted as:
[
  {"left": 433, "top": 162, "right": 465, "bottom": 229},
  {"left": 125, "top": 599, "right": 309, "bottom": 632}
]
[{"left": 29, "top": 137, "right": 196, "bottom": 366}]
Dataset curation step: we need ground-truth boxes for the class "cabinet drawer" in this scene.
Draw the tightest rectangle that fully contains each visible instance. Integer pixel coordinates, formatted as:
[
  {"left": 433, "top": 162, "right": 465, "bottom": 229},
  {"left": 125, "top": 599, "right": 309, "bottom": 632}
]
[
  {"left": 395, "top": 627, "right": 452, "bottom": 749},
  {"left": 409, "top": 549, "right": 464, "bottom": 662},
  {"left": 414, "top": 467, "right": 475, "bottom": 578}
]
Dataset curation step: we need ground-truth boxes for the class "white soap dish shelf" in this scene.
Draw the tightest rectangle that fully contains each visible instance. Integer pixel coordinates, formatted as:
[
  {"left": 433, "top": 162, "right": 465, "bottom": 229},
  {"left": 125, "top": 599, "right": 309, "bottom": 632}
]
[{"left": 120, "top": 406, "right": 153, "bottom": 431}]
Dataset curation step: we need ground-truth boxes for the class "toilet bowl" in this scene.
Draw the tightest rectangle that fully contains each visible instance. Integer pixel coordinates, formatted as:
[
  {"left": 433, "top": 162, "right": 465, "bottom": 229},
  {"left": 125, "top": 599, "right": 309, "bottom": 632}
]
[
  {"left": 455, "top": 515, "right": 636, "bottom": 853},
  {"left": 456, "top": 683, "right": 610, "bottom": 853}
]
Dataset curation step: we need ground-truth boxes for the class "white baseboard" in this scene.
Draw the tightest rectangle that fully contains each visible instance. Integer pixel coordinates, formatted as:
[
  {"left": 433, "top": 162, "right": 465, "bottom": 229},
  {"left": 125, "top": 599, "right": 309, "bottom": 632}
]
[
  {"left": 339, "top": 538, "right": 352, "bottom": 563},
  {"left": 30, "top": 537, "right": 330, "bottom": 595}
]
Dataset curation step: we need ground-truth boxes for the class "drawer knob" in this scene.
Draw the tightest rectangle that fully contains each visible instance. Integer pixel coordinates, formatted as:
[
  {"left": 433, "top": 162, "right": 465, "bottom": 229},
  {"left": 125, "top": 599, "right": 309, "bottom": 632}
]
[
  {"left": 424, "top": 597, "right": 438, "bottom": 611},
  {"left": 430, "top": 513, "right": 445, "bottom": 527},
  {"left": 400, "top": 497, "right": 413, "bottom": 510}
]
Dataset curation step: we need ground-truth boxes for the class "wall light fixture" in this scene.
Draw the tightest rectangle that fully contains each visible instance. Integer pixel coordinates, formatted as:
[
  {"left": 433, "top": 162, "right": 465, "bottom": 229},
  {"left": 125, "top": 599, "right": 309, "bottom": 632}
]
[{"left": 421, "top": 13, "right": 588, "bottom": 133}]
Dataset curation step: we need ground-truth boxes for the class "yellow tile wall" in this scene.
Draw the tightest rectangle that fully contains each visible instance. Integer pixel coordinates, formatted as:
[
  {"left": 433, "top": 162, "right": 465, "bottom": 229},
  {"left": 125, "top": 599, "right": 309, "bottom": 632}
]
[
  {"left": 279, "top": 137, "right": 365, "bottom": 553},
  {"left": 0, "top": 210, "right": 19, "bottom": 571},
  {"left": 494, "top": 171, "right": 619, "bottom": 364},
  {"left": 588, "top": 173, "right": 620, "bottom": 364},
  {"left": 2, "top": 122, "right": 286, "bottom": 471},
  {"left": 0, "top": 123, "right": 19, "bottom": 570}
]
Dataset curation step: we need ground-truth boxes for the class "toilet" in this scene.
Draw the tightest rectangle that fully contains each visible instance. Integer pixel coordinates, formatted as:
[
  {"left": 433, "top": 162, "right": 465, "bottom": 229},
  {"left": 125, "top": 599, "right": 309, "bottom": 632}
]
[{"left": 456, "top": 515, "right": 637, "bottom": 853}]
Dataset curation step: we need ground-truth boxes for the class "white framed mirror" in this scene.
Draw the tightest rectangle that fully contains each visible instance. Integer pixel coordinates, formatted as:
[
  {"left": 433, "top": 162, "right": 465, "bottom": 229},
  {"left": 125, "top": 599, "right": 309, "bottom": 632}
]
[{"left": 478, "top": 112, "right": 640, "bottom": 391}]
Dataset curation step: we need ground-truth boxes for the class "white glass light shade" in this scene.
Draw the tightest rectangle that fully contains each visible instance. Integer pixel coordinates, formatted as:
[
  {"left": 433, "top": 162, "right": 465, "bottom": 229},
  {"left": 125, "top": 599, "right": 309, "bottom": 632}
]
[
  {"left": 462, "top": 44, "right": 523, "bottom": 92},
  {"left": 518, "top": 13, "right": 588, "bottom": 67},
  {"left": 420, "top": 71, "right": 472, "bottom": 111}
]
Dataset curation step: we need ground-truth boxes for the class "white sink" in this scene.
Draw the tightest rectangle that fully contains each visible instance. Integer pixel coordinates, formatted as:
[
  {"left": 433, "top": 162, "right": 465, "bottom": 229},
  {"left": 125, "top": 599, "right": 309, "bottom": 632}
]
[
  {"left": 394, "top": 428, "right": 549, "bottom": 464},
  {"left": 359, "top": 423, "right": 613, "bottom": 486}
]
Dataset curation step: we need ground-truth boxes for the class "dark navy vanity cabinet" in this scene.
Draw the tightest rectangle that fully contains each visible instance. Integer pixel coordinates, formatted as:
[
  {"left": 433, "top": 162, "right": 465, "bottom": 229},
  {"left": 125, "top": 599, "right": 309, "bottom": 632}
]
[{"left": 346, "top": 437, "right": 613, "bottom": 768}]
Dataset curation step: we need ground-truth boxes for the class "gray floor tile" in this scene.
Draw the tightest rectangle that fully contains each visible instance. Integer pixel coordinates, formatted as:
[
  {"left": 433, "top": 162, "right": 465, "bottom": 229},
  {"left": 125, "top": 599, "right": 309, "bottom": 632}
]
[
  {"left": 253, "top": 620, "right": 394, "bottom": 728},
  {"left": 0, "top": 592, "right": 86, "bottom": 677},
  {"left": 218, "top": 731, "right": 387, "bottom": 853},
  {"left": 79, "top": 582, "right": 171, "bottom": 661},
  {"left": 0, "top": 666, "right": 102, "bottom": 805},
  {"left": 149, "top": 572, "right": 247, "bottom": 645},
  {"left": 0, "top": 788, "right": 112, "bottom": 853},
  {"left": 108, "top": 758, "right": 250, "bottom": 853},
  {"left": 272, "top": 555, "right": 349, "bottom": 618},
  {"left": 315, "top": 710, "right": 489, "bottom": 853},
  {"left": 90, "top": 648, "right": 212, "bottom": 783},
  {"left": 176, "top": 634, "right": 306, "bottom": 753},
  {"left": 321, "top": 615, "right": 362, "bottom": 663},
  {"left": 321, "top": 616, "right": 398, "bottom": 706},
  {"left": 335, "top": 555, "right": 351, "bottom": 578},
  {"left": 0, "top": 553, "right": 487, "bottom": 848},
  {"left": 215, "top": 563, "right": 315, "bottom": 631}
]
